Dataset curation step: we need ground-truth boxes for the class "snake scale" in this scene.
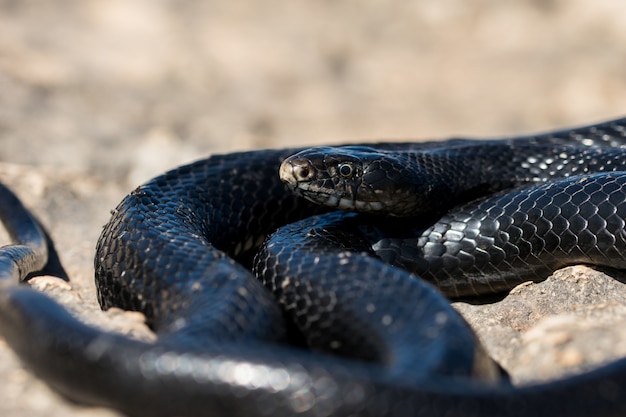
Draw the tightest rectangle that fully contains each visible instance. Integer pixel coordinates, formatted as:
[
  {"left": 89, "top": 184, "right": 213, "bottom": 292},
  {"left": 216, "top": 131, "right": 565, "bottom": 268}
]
[{"left": 1, "top": 118, "right": 626, "bottom": 416}]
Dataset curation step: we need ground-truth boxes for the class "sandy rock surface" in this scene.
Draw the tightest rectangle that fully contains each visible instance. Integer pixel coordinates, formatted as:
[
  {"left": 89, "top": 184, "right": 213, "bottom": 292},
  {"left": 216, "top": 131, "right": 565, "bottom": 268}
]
[{"left": 1, "top": 1, "right": 626, "bottom": 416}]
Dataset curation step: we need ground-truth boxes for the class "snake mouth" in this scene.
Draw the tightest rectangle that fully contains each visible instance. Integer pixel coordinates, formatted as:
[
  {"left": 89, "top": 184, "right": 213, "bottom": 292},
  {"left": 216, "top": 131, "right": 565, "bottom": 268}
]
[
  {"left": 280, "top": 160, "right": 340, "bottom": 207},
  {"left": 280, "top": 158, "right": 351, "bottom": 209}
]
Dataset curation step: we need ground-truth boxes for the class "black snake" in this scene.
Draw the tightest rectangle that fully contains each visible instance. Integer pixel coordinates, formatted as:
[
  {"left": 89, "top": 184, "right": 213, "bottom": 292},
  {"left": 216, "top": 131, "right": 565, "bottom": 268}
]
[{"left": 1, "top": 118, "right": 626, "bottom": 416}]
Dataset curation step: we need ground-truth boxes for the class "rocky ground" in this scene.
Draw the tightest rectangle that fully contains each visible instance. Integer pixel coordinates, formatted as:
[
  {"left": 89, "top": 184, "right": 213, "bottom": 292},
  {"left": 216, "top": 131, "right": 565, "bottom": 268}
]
[{"left": 1, "top": 1, "right": 626, "bottom": 416}]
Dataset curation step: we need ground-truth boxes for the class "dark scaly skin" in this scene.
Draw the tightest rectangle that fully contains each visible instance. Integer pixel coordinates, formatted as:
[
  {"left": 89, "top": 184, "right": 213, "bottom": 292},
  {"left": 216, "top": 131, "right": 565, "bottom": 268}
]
[
  {"left": 0, "top": 118, "right": 625, "bottom": 416},
  {"left": 0, "top": 183, "right": 48, "bottom": 282},
  {"left": 280, "top": 140, "right": 626, "bottom": 217},
  {"left": 372, "top": 172, "right": 626, "bottom": 297},
  {"left": 0, "top": 146, "right": 503, "bottom": 416}
]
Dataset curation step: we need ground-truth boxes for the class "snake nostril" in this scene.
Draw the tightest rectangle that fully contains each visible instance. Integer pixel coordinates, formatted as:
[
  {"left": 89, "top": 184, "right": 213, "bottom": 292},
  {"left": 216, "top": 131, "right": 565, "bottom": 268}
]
[{"left": 294, "top": 165, "right": 311, "bottom": 181}]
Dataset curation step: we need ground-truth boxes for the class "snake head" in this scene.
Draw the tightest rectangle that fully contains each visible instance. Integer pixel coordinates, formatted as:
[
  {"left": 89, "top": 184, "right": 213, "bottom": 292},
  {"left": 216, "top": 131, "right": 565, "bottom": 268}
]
[{"left": 280, "top": 146, "right": 422, "bottom": 217}]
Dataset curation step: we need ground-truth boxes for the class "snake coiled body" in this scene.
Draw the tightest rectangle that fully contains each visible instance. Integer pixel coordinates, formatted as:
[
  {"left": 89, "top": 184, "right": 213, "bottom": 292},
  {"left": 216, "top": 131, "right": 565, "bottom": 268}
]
[{"left": 1, "top": 118, "right": 626, "bottom": 416}]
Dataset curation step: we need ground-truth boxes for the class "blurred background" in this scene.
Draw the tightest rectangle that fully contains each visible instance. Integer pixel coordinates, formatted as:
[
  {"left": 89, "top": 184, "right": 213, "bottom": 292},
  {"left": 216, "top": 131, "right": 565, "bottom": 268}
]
[{"left": 1, "top": 0, "right": 625, "bottom": 187}]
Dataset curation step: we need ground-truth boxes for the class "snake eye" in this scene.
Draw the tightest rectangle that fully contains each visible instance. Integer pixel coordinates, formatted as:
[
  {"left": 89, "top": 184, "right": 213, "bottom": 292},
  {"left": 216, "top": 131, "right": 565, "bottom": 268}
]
[{"left": 338, "top": 163, "right": 354, "bottom": 178}]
